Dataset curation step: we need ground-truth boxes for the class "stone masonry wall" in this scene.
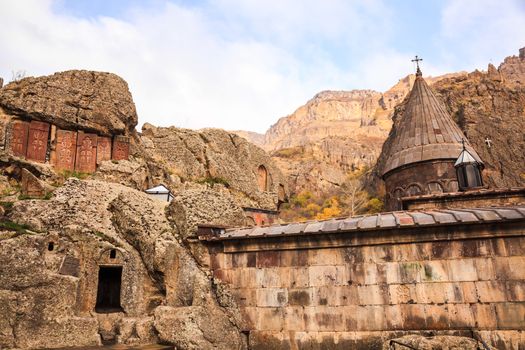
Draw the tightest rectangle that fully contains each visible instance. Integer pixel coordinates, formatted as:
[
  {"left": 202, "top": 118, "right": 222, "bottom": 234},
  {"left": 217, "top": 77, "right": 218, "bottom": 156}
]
[{"left": 209, "top": 224, "right": 525, "bottom": 349}]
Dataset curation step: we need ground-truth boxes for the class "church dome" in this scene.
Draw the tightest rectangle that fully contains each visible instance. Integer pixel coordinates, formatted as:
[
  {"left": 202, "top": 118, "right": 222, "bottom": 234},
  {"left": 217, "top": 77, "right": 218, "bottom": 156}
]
[{"left": 381, "top": 71, "right": 482, "bottom": 177}]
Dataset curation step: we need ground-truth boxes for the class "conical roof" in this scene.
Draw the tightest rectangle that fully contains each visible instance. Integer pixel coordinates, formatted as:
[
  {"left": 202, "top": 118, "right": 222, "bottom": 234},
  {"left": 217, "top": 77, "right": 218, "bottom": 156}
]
[
  {"left": 381, "top": 72, "right": 482, "bottom": 176},
  {"left": 454, "top": 148, "right": 479, "bottom": 167}
]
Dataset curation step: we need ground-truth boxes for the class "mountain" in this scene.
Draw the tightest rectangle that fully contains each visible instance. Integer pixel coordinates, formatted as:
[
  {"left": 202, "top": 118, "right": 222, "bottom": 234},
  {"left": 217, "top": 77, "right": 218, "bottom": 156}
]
[{"left": 234, "top": 72, "right": 465, "bottom": 196}]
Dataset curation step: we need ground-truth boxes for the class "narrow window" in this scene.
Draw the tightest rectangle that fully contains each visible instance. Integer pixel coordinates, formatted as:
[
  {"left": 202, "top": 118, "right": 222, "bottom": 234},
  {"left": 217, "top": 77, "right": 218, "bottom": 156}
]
[
  {"left": 48, "top": 242, "right": 54, "bottom": 251},
  {"left": 257, "top": 165, "right": 268, "bottom": 192},
  {"left": 95, "top": 266, "right": 123, "bottom": 313},
  {"left": 109, "top": 249, "right": 116, "bottom": 259}
]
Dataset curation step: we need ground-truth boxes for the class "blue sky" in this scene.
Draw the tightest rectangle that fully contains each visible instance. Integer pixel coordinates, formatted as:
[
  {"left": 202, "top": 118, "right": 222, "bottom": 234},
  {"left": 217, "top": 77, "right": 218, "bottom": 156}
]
[{"left": 1, "top": 0, "right": 524, "bottom": 132}]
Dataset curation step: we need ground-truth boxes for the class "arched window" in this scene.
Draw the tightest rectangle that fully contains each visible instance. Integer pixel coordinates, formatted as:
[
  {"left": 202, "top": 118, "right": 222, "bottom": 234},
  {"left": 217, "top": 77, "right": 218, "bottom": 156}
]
[
  {"left": 392, "top": 188, "right": 404, "bottom": 200},
  {"left": 427, "top": 182, "right": 444, "bottom": 194},
  {"left": 406, "top": 184, "right": 422, "bottom": 197},
  {"left": 257, "top": 165, "right": 268, "bottom": 192}
]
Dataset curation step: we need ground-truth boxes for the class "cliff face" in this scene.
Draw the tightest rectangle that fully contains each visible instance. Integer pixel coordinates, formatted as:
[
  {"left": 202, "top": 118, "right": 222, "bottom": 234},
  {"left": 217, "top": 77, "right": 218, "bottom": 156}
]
[{"left": 236, "top": 73, "right": 463, "bottom": 196}]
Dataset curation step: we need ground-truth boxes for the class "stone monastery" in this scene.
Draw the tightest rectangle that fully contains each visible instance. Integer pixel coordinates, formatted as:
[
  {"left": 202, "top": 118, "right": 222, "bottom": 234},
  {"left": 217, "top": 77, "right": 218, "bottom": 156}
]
[{"left": 0, "top": 60, "right": 524, "bottom": 350}]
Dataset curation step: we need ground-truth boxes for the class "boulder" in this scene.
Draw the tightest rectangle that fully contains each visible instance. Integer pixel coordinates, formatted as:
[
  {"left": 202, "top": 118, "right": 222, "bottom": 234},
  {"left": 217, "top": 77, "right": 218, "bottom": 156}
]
[{"left": 0, "top": 70, "right": 137, "bottom": 135}]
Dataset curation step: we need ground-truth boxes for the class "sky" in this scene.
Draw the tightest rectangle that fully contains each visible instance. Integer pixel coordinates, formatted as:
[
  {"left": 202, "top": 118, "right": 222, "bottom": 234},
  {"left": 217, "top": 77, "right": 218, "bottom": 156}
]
[{"left": 0, "top": 0, "right": 524, "bottom": 133}]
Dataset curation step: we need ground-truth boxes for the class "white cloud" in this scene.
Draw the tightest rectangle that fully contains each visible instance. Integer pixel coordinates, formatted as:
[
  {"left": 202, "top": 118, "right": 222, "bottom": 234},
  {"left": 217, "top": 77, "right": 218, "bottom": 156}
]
[
  {"left": 440, "top": 0, "right": 525, "bottom": 69},
  {"left": 0, "top": 0, "right": 396, "bottom": 133},
  {"left": 1, "top": 0, "right": 521, "bottom": 133}
]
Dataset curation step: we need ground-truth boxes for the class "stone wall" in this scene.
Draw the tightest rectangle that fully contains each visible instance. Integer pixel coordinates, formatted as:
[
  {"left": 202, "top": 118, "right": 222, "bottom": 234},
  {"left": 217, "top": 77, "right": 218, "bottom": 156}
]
[
  {"left": 383, "top": 160, "right": 459, "bottom": 211},
  {"left": 207, "top": 222, "right": 525, "bottom": 349}
]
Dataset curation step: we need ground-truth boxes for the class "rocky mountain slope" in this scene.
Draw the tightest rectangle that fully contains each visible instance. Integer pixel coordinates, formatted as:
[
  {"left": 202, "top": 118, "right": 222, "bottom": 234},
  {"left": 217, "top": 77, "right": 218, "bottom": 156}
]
[{"left": 235, "top": 72, "right": 464, "bottom": 196}]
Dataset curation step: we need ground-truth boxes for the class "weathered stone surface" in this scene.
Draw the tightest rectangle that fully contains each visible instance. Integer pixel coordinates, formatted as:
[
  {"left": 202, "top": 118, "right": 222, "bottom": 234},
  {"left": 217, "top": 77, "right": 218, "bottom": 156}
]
[
  {"left": 0, "top": 70, "right": 138, "bottom": 135},
  {"left": 26, "top": 120, "right": 50, "bottom": 162},
  {"left": 55, "top": 129, "right": 77, "bottom": 171},
  {"left": 20, "top": 167, "right": 51, "bottom": 197},
  {"left": 112, "top": 135, "right": 130, "bottom": 160},
  {"left": 96, "top": 136, "right": 112, "bottom": 164},
  {"left": 167, "top": 188, "right": 246, "bottom": 239},
  {"left": 154, "top": 305, "right": 246, "bottom": 350},
  {"left": 382, "top": 335, "right": 496, "bottom": 350},
  {"left": 1, "top": 179, "right": 245, "bottom": 349},
  {"left": 75, "top": 132, "right": 97, "bottom": 173},
  {"left": 142, "top": 124, "right": 288, "bottom": 210},
  {"left": 8, "top": 120, "right": 29, "bottom": 158}
]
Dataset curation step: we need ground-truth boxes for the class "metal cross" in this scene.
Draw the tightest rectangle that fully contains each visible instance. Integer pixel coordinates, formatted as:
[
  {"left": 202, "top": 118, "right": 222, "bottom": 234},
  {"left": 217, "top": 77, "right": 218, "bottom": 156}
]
[
  {"left": 484, "top": 137, "right": 493, "bottom": 148},
  {"left": 411, "top": 55, "right": 423, "bottom": 70}
]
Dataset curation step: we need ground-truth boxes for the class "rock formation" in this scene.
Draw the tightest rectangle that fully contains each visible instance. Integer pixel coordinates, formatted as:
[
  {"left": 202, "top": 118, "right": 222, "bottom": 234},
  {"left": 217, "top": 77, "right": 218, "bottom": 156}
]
[
  {"left": 235, "top": 73, "right": 464, "bottom": 196},
  {"left": 0, "top": 70, "right": 137, "bottom": 135},
  {"left": 0, "top": 69, "right": 287, "bottom": 349},
  {"left": 1, "top": 179, "right": 246, "bottom": 349}
]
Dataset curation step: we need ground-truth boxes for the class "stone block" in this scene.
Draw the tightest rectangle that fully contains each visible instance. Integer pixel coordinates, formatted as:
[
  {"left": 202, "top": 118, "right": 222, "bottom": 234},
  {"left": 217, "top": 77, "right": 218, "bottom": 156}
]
[
  {"left": 309, "top": 265, "right": 338, "bottom": 286},
  {"left": 363, "top": 263, "right": 379, "bottom": 285},
  {"left": 415, "top": 283, "right": 447, "bottom": 304},
  {"left": 400, "top": 304, "right": 427, "bottom": 330},
  {"left": 471, "top": 304, "right": 497, "bottom": 329},
  {"left": 496, "top": 303, "right": 525, "bottom": 329},
  {"left": 54, "top": 129, "right": 77, "bottom": 171},
  {"left": 389, "top": 284, "right": 416, "bottom": 304},
  {"left": 232, "top": 268, "right": 257, "bottom": 288},
  {"left": 112, "top": 135, "right": 130, "bottom": 160},
  {"left": 256, "top": 288, "right": 287, "bottom": 307},
  {"left": 280, "top": 249, "right": 308, "bottom": 266},
  {"left": 475, "top": 281, "right": 507, "bottom": 302},
  {"left": 256, "top": 307, "right": 284, "bottom": 331},
  {"left": 288, "top": 288, "right": 313, "bottom": 306},
  {"left": 385, "top": 262, "right": 401, "bottom": 284},
  {"left": 443, "top": 283, "right": 465, "bottom": 303},
  {"left": 283, "top": 306, "right": 305, "bottom": 331},
  {"left": 232, "top": 288, "right": 256, "bottom": 307},
  {"left": 474, "top": 257, "right": 496, "bottom": 280},
  {"left": 448, "top": 259, "right": 478, "bottom": 281},
  {"left": 384, "top": 305, "right": 403, "bottom": 330},
  {"left": 506, "top": 280, "right": 525, "bottom": 301},
  {"left": 357, "top": 284, "right": 388, "bottom": 305},
  {"left": 315, "top": 307, "right": 344, "bottom": 331},
  {"left": 308, "top": 248, "right": 344, "bottom": 265},
  {"left": 20, "top": 168, "right": 49, "bottom": 198},
  {"left": 398, "top": 262, "right": 423, "bottom": 283},
  {"left": 504, "top": 256, "right": 525, "bottom": 279},
  {"left": 356, "top": 305, "right": 386, "bottom": 331},
  {"left": 461, "top": 282, "right": 478, "bottom": 303},
  {"left": 212, "top": 269, "right": 232, "bottom": 284},
  {"left": 240, "top": 307, "right": 258, "bottom": 330},
  {"left": 348, "top": 263, "right": 366, "bottom": 285},
  {"left": 256, "top": 251, "right": 280, "bottom": 268},
  {"left": 26, "top": 120, "right": 50, "bottom": 162},
  {"left": 75, "top": 132, "right": 97, "bottom": 173},
  {"left": 448, "top": 304, "right": 475, "bottom": 329},
  {"left": 287, "top": 267, "right": 309, "bottom": 288},
  {"left": 256, "top": 268, "right": 280, "bottom": 288},
  {"left": 420, "top": 260, "right": 448, "bottom": 282},
  {"left": 96, "top": 136, "right": 112, "bottom": 164},
  {"left": 424, "top": 304, "right": 450, "bottom": 329},
  {"left": 8, "top": 120, "right": 29, "bottom": 157}
]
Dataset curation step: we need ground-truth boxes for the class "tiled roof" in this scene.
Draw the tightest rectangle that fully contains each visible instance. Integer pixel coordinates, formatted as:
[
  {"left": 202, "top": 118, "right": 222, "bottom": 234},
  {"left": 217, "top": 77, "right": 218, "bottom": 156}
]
[
  {"left": 381, "top": 74, "right": 482, "bottom": 176},
  {"left": 200, "top": 205, "right": 525, "bottom": 241}
]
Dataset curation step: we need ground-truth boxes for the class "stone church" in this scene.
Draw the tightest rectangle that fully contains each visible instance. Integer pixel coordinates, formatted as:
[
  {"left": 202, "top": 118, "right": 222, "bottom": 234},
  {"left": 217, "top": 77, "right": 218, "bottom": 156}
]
[{"left": 200, "top": 64, "right": 525, "bottom": 349}]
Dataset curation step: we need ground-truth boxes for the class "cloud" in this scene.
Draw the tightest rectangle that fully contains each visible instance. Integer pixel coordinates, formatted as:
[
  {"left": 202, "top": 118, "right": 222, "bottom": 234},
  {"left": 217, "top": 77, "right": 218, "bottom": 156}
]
[
  {"left": 440, "top": 0, "right": 525, "bottom": 69},
  {"left": 0, "top": 1, "right": 522, "bottom": 133},
  {"left": 0, "top": 0, "right": 397, "bottom": 133}
]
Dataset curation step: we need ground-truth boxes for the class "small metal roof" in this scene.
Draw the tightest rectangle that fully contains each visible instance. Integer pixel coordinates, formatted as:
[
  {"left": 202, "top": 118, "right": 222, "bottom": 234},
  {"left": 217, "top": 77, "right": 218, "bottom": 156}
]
[
  {"left": 200, "top": 205, "right": 525, "bottom": 241},
  {"left": 145, "top": 184, "right": 171, "bottom": 194},
  {"left": 454, "top": 148, "right": 480, "bottom": 167}
]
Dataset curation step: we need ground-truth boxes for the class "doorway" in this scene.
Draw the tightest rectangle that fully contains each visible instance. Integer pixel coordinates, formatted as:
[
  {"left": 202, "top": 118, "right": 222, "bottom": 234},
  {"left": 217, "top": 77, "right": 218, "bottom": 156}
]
[{"left": 95, "top": 266, "right": 123, "bottom": 313}]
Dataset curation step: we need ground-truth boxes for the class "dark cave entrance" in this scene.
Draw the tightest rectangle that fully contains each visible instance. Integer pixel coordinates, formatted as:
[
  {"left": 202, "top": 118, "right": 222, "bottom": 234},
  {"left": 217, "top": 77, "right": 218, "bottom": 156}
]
[{"left": 95, "top": 266, "right": 123, "bottom": 313}]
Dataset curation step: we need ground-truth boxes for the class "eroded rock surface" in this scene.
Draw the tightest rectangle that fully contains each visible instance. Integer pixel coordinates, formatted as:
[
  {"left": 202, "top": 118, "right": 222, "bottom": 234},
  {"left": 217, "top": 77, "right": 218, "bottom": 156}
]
[
  {"left": 0, "top": 70, "right": 138, "bottom": 135},
  {"left": 1, "top": 179, "right": 246, "bottom": 349}
]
